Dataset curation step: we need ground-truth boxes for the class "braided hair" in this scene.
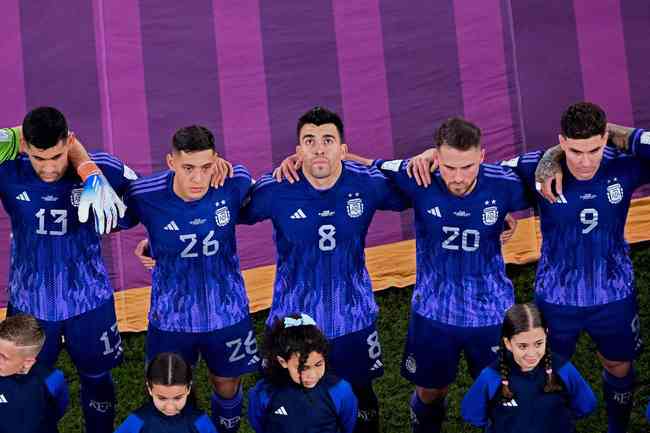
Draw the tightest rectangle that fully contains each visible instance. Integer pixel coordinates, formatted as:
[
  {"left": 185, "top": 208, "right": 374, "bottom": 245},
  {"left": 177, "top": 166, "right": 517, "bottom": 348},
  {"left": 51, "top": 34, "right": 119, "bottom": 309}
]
[
  {"left": 263, "top": 314, "right": 329, "bottom": 387},
  {"left": 499, "top": 303, "right": 562, "bottom": 401}
]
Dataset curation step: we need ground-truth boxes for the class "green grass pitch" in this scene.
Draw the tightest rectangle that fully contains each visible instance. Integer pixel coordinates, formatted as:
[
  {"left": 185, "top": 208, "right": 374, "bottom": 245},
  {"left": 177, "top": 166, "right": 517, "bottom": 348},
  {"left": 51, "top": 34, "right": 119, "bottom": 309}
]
[{"left": 56, "top": 242, "right": 650, "bottom": 432}]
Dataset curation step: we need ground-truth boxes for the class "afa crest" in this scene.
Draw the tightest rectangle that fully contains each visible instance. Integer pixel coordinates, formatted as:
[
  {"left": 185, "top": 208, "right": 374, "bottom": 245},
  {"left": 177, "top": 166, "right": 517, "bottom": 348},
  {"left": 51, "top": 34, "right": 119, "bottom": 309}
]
[
  {"left": 70, "top": 188, "right": 83, "bottom": 207},
  {"left": 215, "top": 200, "right": 230, "bottom": 226},
  {"left": 346, "top": 195, "right": 364, "bottom": 218},
  {"left": 482, "top": 201, "right": 498, "bottom": 226},
  {"left": 607, "top": 183, "right": 623, "bottom": 204}
]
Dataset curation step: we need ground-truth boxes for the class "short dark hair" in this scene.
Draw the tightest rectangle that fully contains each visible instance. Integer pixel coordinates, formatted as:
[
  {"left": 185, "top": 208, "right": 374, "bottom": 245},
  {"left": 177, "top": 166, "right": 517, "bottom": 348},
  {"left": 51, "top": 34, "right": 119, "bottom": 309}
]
[
  {"left": 263, "top": 314, "right": 329, "bottom": 387},
  {"left": 560, "top": 102, "right": 606, "bottom": 139},
  {"left": 0, "top": 315, "right": 45, "bottom": 354},
  {"left": 22, "top": 107, "right": 69, "bottom": 150},
  {"left": 434, "top": 117, "right": 481, "bottom": 150},
  {"left": 296, "top": 106, "right": 344, "bottom": 142},
  {"left": 499, "top": 303, "right": 562, "bottom": 401},
  {"left": 172, "top": 125, "right": 215, "bottom": 153}
]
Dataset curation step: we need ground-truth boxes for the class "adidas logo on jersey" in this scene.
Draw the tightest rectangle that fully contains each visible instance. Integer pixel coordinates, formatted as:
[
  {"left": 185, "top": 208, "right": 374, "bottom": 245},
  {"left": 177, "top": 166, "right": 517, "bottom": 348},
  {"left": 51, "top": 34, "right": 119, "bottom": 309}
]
[
  {"left": 0, "top": 394, "right": 7, "bottom": 403},
  {"left": 370, "top": 359, "right": 383, "bottom": 371},
  {"left": 427, "top": 207, "right": 441, "bottom": 217},
  {"left": 248, "top": 355, "right": 260, "bottom": 366},
  {"left": 290, "top": 209, "right": 307, "bottom": 219},
  {"left": 16, "top": 191, "right": 30, "bottom": 201},
  {"left": 164, "top": 221, "right": 179, "bottom": 231},
  {"left": 502, "top": 399, "right": 518, "bottom": 407},
  {"left": 554, "top": 193, "right": 568, "bottom": 204},
  {"left": 274, "top": 406, "right": 288, "bottom": 416}
]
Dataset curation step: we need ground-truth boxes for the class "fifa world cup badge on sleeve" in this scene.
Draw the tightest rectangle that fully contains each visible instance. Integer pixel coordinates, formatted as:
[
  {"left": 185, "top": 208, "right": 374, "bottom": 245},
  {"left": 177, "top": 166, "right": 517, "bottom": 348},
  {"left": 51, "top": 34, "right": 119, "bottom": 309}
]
[
  {"left": 606, "top": 179, "right": 623, "bottom": 204},
  {"left": 482, "top": 200, "right": 498, "bottom": 226},
  {"left": 346, "top": 193, "right": 364, "bottom": 218},
  {"left": 215, "top": 200, "right": 230, "bottom": 227},
  {"left": 641, "top": 131, "right": 650, "bottom": 145}
]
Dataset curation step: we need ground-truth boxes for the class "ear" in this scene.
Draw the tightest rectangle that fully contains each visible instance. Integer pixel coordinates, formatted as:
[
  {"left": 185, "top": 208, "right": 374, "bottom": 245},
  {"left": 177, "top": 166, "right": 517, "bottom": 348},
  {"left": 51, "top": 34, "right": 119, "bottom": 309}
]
[
  {"left": 276, "top": 356, "right": 289, "bottom": 369},
  {"left": 479, "top": 148, "right": 486, "bottom": 164},
  {"left": 66, "top": 132, "right": 75, "bottom": 146},
  {"left": 340, "top": 142, "right": 348, "bottom": 159},
  {"left": 22, "top": 356, "right": 37, "bottom": 373},
  {"left": 296, "top": 145, "right": 303, "bottom": 158},
  {"left": 503, "top": 337, "right": 513, "bottom": 353},
  {"left": 166, "top": 153, "right": 175, "bottom": 171}
]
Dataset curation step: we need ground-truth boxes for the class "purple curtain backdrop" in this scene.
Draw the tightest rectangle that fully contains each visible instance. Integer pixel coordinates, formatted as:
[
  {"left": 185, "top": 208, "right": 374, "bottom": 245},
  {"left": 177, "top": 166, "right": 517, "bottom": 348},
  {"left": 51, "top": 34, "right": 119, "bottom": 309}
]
[{"left": 1, "top": 0, "right": 648, "bottom": 307}]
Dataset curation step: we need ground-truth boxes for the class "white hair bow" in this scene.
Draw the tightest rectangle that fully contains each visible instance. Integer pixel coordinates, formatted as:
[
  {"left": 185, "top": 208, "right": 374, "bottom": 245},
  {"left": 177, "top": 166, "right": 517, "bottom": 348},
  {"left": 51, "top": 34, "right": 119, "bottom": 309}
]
[{"left": 284, "top": 313, "right": 317, "bottom": 328}]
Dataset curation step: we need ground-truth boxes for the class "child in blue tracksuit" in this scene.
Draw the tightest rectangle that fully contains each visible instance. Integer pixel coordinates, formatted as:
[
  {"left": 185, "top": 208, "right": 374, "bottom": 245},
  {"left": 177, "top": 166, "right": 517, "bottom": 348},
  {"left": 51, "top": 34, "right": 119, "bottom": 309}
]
[
  {"left": 0, "top": 314, "right": 69, "bottom": 433},
  {"left": 248, "top": 313, "right": 358, "bottom": 433},
  {"left": 114, "top": 352, "right": 217, "bottom": 433},
  {"left": 461, "top": 303, "right": 596, "bottom": 433}
]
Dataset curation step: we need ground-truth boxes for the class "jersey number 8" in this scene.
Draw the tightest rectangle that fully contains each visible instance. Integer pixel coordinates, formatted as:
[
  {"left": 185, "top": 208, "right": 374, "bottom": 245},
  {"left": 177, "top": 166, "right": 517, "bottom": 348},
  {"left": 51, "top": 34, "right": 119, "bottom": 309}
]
[{"left": 318, "top": 224, "right": 336, "bottom": 251}]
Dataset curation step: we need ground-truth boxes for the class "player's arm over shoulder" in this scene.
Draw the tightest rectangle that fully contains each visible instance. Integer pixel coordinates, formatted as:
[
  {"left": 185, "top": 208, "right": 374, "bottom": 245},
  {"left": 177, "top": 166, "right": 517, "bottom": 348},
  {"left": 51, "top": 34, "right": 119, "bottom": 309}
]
[{"left": 0, "top": 127, "right": 21, "bottom": 163}]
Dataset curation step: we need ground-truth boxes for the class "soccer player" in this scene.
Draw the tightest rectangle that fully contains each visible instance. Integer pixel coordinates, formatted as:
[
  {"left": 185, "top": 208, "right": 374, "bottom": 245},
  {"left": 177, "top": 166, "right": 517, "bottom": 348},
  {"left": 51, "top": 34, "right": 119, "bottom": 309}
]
[
  {"left": 240, "top": 106, "right": 409, "bottom": 433},
  {"left": 0, "top": 314, "right": 70, "bottom": 433},
  {"left": 373, "top": 118, "right": 531, "bottom": 433},
  {"left": 493, "top": 102, "right": 649, "bottom": 433},
  {"left": 0, "top": 123, "right": 126, "bottom": 234},
  {"left": 461, "top": 303, "right": 596, "bottom": 433},
  {"left": 0, "top": 107, "right": 136, "bottom": 433},
  {"left": 121, "top": 125, "right": 258, "bottom": 433}
]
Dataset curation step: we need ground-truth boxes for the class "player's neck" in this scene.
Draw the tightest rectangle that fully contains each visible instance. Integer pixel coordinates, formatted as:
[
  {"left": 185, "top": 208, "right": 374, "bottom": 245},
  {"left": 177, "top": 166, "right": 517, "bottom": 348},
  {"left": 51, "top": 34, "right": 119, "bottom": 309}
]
[{"left": 302, "top": 162, "right": 343, "bottom": 191}]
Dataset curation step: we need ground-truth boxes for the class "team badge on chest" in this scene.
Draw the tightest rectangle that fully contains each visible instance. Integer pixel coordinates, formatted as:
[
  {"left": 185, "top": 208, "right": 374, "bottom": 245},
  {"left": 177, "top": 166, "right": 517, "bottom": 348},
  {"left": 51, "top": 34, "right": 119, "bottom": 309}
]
[
  {"left": 70, "top": 188, "right": 83, "bottom": 207},
  {"left": 482, "top": 200, "right": 498, "bottom": 225},
  {"left": 215, "top": 200, "right": 230, "bottom": 226},
  {"left": 606, "top": 180, "right": 623, "bottom": 204},
  {"left": 346, "top": 193, "right": 364, "bottom": 218}
]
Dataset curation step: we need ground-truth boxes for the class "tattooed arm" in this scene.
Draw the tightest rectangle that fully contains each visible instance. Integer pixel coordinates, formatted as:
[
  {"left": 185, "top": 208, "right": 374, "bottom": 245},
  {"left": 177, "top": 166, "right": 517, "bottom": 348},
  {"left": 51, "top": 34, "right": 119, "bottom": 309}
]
[
  {"left": 606, "top": 122, "right": 635, "bottom": 151},
  {"left": 534, "top": 145, "right": 565, "bottom": 203}
]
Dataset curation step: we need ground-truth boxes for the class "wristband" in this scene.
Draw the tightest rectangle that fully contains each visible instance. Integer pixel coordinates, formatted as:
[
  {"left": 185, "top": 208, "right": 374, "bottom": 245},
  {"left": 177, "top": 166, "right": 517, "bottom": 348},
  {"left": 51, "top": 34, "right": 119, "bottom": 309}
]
[{"left": 77, "top": 160, "right": 101, "bottom": 181}]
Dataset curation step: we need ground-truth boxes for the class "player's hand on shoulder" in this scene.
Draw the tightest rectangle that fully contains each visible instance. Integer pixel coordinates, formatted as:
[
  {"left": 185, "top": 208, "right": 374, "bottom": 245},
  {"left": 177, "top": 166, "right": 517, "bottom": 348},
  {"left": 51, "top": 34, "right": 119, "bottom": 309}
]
[
  {"left": 500, "top": 214, "right": 517, "bottom": 244},
  {"left": 407, "top": 148, "right": 438, "bottom": 187},
  {"left": 534, "top": 145, "right": 566, "bottom": 204},
  {"left": 77, "top": 151, "right": 127, "bottom": 235},
  {"left": 273, "top": 153, "right": 302, "bottom": 183},
  {"left": 211, "top": 156, "right": 234, "bottom": 188},
  {"left": 134, "top": 238, "right": 155, "bottom": 270}
]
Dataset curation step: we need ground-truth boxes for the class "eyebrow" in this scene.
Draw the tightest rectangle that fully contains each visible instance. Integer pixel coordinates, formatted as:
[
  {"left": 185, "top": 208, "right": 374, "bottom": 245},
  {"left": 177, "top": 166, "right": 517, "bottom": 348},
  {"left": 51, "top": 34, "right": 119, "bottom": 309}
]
[
  {"left": 34, "top": 153, "right": 64, "bottom": 160},
  {"left": 568, "top": 144, "right": 601, "bottom": 153}
]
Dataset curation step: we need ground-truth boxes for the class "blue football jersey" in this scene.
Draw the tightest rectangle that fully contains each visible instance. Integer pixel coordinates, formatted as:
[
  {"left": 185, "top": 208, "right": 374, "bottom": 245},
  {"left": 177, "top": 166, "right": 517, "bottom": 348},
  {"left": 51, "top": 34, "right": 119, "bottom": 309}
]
[
  {"left": 507, "top": 148, "right": 650, "bottom": 306},
  {"left": 123, "top": 165, "right": 253, "bottom": 332},
  {"left": 378, "top": 160, "right": 531, "bottom": 327},
  {"left": 240, "top": 161, "right": 409, "bottom": 339},
  {"left": 0, "top": 153, "right": 134, "bottom": 321}
]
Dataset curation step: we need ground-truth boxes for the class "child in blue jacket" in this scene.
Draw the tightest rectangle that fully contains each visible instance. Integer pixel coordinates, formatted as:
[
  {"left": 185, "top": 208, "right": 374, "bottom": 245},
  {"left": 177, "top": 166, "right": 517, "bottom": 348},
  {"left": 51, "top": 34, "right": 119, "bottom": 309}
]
[
  {"left": 114, "top": 352, "right": 217, "bottom": 433},
  {"left": 462, "top": 303, "right": 596, "bottom": 433},
  {"left": 0, "top": 314, "right": 69, "bottom": 433},
  {"left": 248, "top": 313, "right": 358, "bottom": 433}
]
